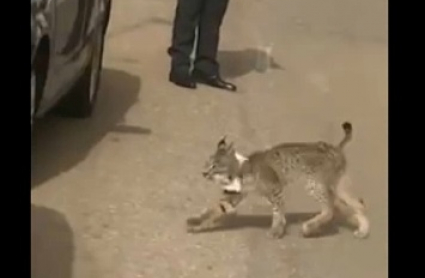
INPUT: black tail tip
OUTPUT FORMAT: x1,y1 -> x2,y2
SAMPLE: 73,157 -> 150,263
342,122 -> 352,133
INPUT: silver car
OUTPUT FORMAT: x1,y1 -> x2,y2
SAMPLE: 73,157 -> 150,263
31,0 -> 111,126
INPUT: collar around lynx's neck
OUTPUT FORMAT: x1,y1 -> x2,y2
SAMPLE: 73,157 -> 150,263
235,152 -> 248,164
222,152 -> 250,194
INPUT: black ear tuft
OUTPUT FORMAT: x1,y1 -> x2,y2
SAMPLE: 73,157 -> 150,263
217,135 -> 227,149
342,122 -> 352,134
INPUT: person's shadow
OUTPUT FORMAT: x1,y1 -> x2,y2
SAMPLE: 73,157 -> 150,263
218,48 -> 284,79
31,205 -> 74,278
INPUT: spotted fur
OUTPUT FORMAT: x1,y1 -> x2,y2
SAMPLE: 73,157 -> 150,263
189,122 -> 370,239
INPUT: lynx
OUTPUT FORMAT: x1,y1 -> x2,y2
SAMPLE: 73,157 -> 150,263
187,122 -> 370,239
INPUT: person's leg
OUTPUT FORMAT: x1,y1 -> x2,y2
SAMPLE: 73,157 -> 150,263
193,0 -> 236,91
193,0 -> 229,76
168,0 -> 204,88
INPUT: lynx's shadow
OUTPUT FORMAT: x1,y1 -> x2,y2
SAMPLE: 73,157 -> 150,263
192,212 -> 340,237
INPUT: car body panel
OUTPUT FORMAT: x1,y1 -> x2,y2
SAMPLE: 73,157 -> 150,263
31,0 -> 111,118
31,0 -> 50,64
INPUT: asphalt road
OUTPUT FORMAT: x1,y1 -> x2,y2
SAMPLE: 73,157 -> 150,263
31,0 -> 388,278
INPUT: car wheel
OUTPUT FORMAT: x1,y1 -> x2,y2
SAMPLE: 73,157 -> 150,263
57,26 -> 104,118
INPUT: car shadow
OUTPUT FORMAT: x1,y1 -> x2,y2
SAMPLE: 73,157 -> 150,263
218,48 -> 284,79
31,68 -> 151,188
31,204 -> 74,278
188,212 -> 340,237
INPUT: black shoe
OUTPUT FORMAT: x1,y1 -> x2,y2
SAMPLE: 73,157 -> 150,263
169,73 -> 197,89
192,70 -> 237,92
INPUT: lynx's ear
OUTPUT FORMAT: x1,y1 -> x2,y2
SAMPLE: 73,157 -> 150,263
217,136 -> 227,149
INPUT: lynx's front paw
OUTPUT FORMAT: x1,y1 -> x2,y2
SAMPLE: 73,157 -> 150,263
186,216 -> 202,227
267,224 -> 286,239
186,217 -> 203,233
353,228 -> 370,239
301,222 -> 317,238
185,213 -> 220,233
187,224 -> 203,233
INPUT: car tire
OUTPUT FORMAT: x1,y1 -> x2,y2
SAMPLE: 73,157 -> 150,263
57,25 -> 105,118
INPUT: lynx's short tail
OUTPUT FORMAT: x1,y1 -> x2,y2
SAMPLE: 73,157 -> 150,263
338,122 -> 353,149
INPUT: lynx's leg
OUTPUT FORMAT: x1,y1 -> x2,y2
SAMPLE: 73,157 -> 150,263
334,175 -> 370,239
302,180 -> 335,237
267,192 -> 287,239
187,190 -> 246,233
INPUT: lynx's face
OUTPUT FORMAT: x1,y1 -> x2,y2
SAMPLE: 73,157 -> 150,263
202,137 -> 239,185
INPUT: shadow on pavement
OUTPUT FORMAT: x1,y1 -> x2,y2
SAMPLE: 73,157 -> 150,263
31,68 -> 151,188
189,212 -> 340,237
218,48 -> 284,79
31,204 -> 74,278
